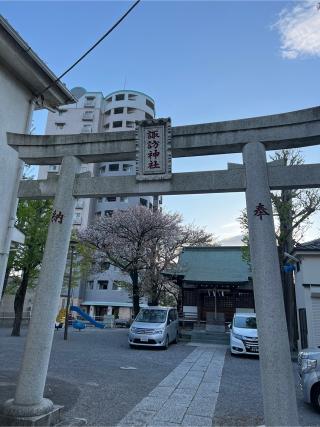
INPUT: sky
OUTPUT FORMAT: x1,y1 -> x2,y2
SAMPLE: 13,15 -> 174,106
1,0 -> 320,244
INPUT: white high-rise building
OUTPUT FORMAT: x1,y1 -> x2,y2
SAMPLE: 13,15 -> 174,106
39,88 -> 157,321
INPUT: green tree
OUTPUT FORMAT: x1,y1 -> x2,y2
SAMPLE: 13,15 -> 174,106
239,149 -> 320,351
9,199 -> 52,336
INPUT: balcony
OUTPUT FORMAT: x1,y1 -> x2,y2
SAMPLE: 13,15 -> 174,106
81,125 -> 92,133
82,111 -> 94,121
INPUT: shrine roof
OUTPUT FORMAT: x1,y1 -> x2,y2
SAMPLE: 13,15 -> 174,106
293,239 -> 320,253
177,246 -> 251,284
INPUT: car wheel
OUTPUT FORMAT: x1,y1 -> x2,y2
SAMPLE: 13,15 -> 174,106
163,335 -> 169,350
311,383 -> 320,412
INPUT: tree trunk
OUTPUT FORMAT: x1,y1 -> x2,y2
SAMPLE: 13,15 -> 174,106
1,266 -> 10,297
148,290 -> 159,306
11,269 -> 29,337
279,189 -> 298,352
130,269 -> 140,318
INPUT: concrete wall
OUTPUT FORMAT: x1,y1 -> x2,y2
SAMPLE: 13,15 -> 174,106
0,63 -> 34,289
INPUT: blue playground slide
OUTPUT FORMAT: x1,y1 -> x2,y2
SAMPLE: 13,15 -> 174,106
70,305 -> 105,329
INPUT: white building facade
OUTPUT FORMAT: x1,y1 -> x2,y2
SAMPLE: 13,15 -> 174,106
0,16 -> 75,299
293,239 -> 320,350
39,89 -> 156,320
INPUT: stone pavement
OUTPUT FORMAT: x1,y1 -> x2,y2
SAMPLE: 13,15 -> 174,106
118,345 -> 226,427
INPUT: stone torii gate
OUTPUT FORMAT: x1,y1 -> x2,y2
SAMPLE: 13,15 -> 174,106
2,106 -> 320,426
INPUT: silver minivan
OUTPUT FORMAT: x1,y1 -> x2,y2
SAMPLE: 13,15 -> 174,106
128,306 -> 179,349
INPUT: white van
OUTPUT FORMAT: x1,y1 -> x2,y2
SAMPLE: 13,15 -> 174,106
128,306 -> 179,349
230,312 -> 259,355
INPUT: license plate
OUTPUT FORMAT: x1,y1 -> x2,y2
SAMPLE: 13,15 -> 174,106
140,337 -> 148,342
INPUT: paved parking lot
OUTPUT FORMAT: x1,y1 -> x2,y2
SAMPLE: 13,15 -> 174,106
0,327 -> 320,426
0,327 -> 192,426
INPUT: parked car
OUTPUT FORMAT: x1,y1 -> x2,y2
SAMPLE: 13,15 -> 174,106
298,348 -> 320,412
128,307 -> 179,349
230,312 -> 259,355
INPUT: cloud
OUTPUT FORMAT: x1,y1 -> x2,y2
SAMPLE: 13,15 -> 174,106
219,234 -> 244,246
274,1 -> 320,59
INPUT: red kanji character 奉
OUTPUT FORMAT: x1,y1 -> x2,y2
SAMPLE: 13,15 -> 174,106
148,160 -> 161,169
147,130 -> 160,140
51,209 -> 64,224
254,203 -> 270,220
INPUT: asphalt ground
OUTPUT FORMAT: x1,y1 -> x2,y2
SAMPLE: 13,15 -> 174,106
0,327 -> 193,426
1,327 -> 320,426
213,351 -> 320,426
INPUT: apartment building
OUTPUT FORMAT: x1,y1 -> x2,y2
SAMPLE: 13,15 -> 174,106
39,88 -> 158,320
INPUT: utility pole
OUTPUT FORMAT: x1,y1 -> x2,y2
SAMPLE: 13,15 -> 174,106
64,240 -> 77,340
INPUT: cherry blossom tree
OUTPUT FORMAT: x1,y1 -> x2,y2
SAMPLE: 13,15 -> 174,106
79,206 -> 214,316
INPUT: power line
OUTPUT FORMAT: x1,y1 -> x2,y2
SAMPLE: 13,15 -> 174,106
37,0 -> 141,100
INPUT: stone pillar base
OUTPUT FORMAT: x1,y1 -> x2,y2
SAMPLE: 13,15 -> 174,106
0,404 -> 62,426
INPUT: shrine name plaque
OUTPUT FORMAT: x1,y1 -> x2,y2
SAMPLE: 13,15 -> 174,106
135,118 -> 172,181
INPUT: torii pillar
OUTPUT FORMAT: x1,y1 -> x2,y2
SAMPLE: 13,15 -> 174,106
2,156 -> 81,421
243,142 -> 299,426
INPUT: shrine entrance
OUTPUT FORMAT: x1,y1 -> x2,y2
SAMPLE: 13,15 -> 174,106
2,107 -> 320,426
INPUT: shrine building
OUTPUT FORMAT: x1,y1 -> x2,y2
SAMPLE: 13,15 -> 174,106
173,246 -> 254,325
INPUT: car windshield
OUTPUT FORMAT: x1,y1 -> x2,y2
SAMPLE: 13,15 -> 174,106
234,316 -> 257,329
136,309 -> 167,323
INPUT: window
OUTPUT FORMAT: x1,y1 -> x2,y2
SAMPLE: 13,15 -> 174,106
106,196 -> 116,202
115,94 -> 125,101
97,197 -> 103,203
128,93 -> 137,100
127,107 -> 136,114
126,121 -> 135,128
76,199 -> 84,209
146,99 -> 155,110
102,262 -> 110,270
123,164 -> 134,172
73,212 -> 82,225
83,110 -> 94,121
81,124 -> 92,133
140,198 -> 148,207
99,166 -> 106,175
104,123 -> 110,129
84,96 -> 95,107
87,281 -> 94,290
105,110 -> 111,116
48,165 -> 59,172
96,211 -> 101,217
58,109 -> 67,115
105,210 -> 113,217
120,197 -> 128,203
98,280 -> 109,290
106,96 -> 112,103
113,121 -> 122,128
145,112 -> 153,120
114,107 -> 124,114
55,122 -> 65,129
109,164 -> 119,172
